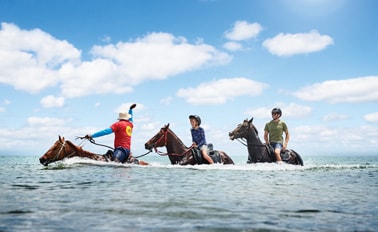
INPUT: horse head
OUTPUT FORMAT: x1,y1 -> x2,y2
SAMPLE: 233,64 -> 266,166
144,124 -> 197,165
229,117 -> 254,140
144,124 -> 170,151
39,136 -> 78,166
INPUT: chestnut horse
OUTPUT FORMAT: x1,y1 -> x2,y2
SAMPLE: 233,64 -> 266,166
39,136 -> 148,166
229,118 -> 303,166
144,124 -> 234,165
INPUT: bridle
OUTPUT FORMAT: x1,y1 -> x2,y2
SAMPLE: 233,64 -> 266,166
150,128 -> 193,157
46,140 -> 77,164
234,123 -> 266,147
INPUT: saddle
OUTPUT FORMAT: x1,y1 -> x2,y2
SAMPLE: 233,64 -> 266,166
102,150 -> 139,164
266,145 -> 291,162
192,143 -> 221,164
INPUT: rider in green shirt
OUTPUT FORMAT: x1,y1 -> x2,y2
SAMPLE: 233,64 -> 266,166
264,108 -> 290,163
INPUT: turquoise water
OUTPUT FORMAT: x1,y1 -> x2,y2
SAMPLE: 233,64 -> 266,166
1,155 -> 377,231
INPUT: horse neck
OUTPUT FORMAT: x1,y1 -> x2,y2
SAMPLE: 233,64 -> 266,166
66,141 -> 100,159
166,129 -> 188,154
246,125 -> 265,156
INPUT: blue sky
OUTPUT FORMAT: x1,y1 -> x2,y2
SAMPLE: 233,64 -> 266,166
0,0 -> 377,157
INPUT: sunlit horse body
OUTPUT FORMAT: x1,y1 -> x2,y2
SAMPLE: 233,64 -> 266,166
39,136 -> 148,166
144,124 -> 234,165
229,118 -> 303,166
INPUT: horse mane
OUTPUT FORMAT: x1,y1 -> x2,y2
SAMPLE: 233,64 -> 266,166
167,128 -> 188,149
65,140 -> 99,157
250,123 -> 259,135
248,122 -> 264,145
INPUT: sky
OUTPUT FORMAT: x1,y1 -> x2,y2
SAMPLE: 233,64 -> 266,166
0,0 -> 377,158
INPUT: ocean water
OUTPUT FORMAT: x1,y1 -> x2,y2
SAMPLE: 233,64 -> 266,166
0,155 -> 377,232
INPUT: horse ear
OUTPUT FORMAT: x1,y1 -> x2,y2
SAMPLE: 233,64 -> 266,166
165,123 -> 170,129
249,117 -> 254,123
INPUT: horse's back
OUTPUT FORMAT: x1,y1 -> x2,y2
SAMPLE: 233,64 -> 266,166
285,149 -> 304,166
217,150 -> 234,165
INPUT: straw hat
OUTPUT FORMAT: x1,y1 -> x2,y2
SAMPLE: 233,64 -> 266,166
118,112 -> 131,120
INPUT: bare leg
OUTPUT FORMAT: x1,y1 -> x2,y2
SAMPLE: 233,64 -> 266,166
275,148 -> 282,163
202,150 -> 214,164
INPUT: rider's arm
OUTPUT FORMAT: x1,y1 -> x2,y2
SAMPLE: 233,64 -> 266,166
264,130 -> 269,144
128,108 -> 133,123
91,128 -> 113,138
284,129 -> 290,146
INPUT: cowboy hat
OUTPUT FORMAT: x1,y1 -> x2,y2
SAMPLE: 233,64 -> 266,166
118,112 -> 131,120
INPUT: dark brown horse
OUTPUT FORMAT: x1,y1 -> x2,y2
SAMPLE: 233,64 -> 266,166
144,124 -> 234,165
39,136 -> 148,166
229,118 -> 303,166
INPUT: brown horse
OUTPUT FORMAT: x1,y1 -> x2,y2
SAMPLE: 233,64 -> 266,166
229,118 -> 303,166
39,136 -> 148,166
144,124 -> 234,165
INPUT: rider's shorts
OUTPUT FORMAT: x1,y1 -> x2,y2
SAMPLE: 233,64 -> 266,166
270,142 -> 283,150
113,147 -> 130,163
199,144 -> 208,151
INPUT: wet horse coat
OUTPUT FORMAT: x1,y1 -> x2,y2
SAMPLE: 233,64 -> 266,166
229,118 -> 303,166
39,136 -> 148,166
144,124 -> 234,165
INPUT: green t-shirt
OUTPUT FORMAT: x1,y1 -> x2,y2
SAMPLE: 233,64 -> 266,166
264,120 -> 288,143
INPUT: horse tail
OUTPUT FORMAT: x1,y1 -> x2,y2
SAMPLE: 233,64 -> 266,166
290,149 -> 304,166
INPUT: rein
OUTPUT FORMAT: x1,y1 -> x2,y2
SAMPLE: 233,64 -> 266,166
76,136 -> 152,159
49,140 -> 77,163
77,137 -> 114,150
151,129 -> 193,157
235,125 -> 267,147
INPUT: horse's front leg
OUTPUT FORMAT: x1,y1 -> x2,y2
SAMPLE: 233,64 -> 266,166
179,155 -> 194,165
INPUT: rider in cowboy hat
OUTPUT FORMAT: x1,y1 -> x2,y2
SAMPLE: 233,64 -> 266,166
85,103 -> 137,163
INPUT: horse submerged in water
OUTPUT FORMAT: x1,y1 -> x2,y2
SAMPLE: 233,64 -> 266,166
144,124 -> 234,165
229,118 -> 303,166
39,136 -> 148,166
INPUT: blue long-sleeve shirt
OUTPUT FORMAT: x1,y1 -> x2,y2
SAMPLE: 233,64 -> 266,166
191,127 -> 207,147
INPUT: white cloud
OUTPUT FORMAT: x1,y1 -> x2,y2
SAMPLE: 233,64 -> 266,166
59,32 -> 231,98
292,124 -> 378,153
364,112 -> 378,123
40,95 -> 65,108
59,59 -> 128,98
27,117 -> 68,127
0,23 -> 81,93
323,113 -> 347,122
262,30 -> 333,56
225,21 -> 262,41
0,24 -> 231,98
0,107 -> 5,113
177,77 -> 268,105
160,96 -> 173,105
0,116 -> 101,154
245,103 -> 312,119
293,76 -> 378,103
91,32 -> 231,81
223,41 -> 243,51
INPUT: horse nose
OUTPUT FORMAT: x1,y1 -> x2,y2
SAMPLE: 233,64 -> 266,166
144,143 -> 152,150
229,132 -> 235,140
39,157 -> 48,166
